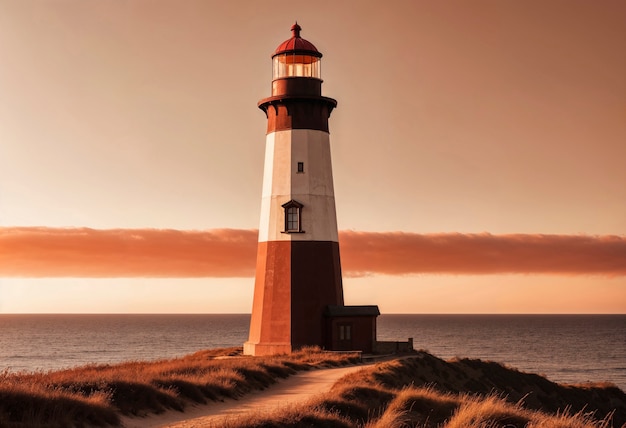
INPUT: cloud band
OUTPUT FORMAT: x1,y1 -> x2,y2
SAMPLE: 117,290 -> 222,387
1,227 -> 624,277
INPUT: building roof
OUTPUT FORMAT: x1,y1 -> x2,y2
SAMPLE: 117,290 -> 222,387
325,305 -> 381,317
273,22 -> 321,57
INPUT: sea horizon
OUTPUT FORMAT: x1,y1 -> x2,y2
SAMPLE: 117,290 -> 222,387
2,312 -> 624,315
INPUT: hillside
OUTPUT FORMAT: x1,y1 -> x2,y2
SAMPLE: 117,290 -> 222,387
1,349 -> 624,427
220,351 -> 626,428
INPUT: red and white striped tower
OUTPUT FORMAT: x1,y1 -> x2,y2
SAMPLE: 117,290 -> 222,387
244,23 -> 344,356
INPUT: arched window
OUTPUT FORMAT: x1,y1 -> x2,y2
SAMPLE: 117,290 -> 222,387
282,200 -> 304,233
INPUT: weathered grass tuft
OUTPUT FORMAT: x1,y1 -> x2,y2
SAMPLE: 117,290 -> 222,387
366,386 -> 459,428
313,383 -> 396,424
219,400 -> 354,428
0,386 -> 118,428
526,407 -> 615,428
444,394 -> 532,428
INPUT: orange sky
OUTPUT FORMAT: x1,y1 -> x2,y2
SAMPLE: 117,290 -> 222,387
0,1 -> 625,313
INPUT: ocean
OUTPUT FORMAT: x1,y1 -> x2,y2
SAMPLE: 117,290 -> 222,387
0,314 -> 624,391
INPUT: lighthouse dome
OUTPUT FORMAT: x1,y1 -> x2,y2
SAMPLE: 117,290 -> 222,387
273,22 -> 321,57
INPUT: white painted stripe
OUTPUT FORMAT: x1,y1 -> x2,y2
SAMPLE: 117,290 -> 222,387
258,129 -> 340,243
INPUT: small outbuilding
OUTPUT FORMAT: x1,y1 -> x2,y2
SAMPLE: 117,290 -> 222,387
325,305 -> 380,353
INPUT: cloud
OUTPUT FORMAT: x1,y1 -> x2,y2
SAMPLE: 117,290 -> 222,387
339,231 -> 626,277
0,227 -> 257,277
0,227 -> 624,277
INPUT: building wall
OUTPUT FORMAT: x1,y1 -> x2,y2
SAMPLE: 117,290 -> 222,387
327,316 -> 377,353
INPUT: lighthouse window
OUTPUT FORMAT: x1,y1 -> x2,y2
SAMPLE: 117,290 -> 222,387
282,200 -> 304,233
297,162 -> 304,173
286,207 -> 300,231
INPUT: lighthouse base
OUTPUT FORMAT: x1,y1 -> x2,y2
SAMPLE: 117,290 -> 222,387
244,240 -> 345,356
243,341 -> 292,356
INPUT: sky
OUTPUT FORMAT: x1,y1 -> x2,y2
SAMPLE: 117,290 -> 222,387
0,0 -> 625,313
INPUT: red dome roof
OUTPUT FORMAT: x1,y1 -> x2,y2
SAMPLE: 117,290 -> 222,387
273,23 -> 321,57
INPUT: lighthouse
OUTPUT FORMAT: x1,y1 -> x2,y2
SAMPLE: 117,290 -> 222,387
244,23 -> 379,356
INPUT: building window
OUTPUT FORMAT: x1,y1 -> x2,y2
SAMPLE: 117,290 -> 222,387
282,200 -> 303,233
286,206 -> 299,231
339,324 -> 352,341
297,162 -> 304,173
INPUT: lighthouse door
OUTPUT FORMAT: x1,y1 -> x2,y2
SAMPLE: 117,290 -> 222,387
337,323 -> 353,351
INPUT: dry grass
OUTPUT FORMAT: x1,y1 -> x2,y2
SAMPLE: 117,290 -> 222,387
443,394 -> 532,428
0,346 -> 360,427
220,380 -> 616,428
0,378 -> 117,428
365,386 -> 460,428
3,349 -> 624,428
219,400 -> 355,428
221,353 -> 626,428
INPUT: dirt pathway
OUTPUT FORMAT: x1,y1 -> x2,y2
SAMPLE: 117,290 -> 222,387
121,364 -> 369,428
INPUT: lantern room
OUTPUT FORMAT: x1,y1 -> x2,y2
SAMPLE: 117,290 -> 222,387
272,22 -> 321,80
270,23 -> 323,97
273,53 -> 320,80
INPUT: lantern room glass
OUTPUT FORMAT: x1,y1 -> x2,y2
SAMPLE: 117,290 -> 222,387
273,53 -> 321,80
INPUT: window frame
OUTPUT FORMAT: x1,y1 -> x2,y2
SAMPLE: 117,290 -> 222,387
338,324 -> 352,341
281,200 -> 304,233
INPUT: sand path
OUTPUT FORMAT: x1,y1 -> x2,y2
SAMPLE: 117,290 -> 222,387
121,363 -> 369,428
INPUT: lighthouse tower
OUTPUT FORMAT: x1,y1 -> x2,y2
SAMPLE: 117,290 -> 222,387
244,23 -> 345,356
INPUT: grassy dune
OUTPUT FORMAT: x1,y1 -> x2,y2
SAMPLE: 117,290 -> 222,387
2,348 -> 625,427
0,347 -> 360,427
221,352 -> 626,428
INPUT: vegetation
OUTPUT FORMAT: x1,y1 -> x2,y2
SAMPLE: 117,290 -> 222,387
220,353 -> 626,428
0,347 -> 360,427
2,348 -> 625,427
